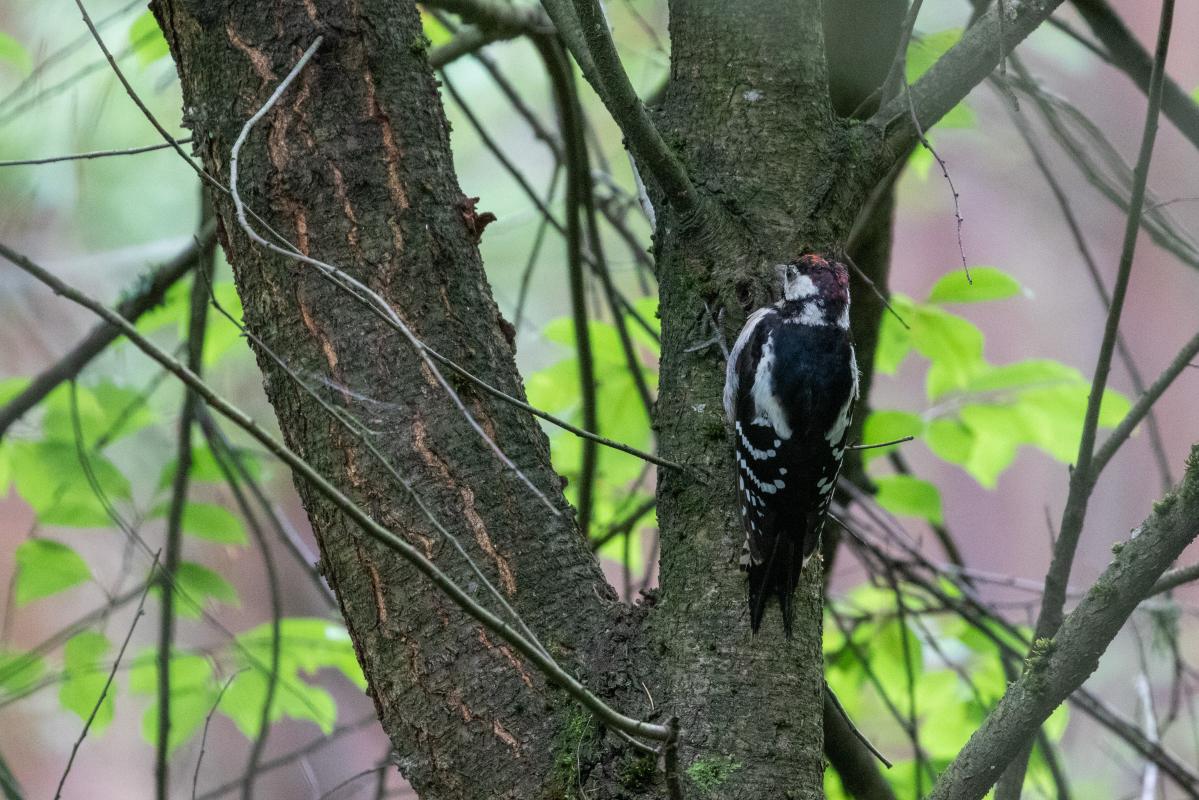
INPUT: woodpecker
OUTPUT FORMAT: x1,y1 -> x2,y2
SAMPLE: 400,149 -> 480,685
723,254 -> 859,635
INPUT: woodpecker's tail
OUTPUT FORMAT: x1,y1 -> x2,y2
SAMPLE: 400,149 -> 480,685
747,533 -> 803,637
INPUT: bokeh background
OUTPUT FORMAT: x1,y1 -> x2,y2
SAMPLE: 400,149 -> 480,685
0,0 -> 1197,797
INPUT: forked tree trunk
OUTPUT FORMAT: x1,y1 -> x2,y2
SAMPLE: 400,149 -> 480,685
152,1 -> 895,797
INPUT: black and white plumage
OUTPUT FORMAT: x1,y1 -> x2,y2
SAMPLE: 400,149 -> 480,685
723,254 -> 859,635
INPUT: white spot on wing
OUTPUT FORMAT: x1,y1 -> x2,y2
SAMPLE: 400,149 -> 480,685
751,333 -> 793,439
724,308 -> 774,422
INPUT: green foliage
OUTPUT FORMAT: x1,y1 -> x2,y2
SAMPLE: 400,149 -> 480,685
150,561 -> 240,618
874,475 -> 943,526
219,618 -> 365,738
11,440 -> 131,527
685,755 -> 742,793
0,31 -> 32,75
861,410 -> 923,463
59,632 -> 116,733
123,618 -> 363,750
128,10 -> 170,66
0,649 -> 45,696
137,277 -> 249,367
927,267 -> 1022,304
14,539 -> 92,604
148,501 -> 248,545
825,586 -> 1070,799
524,298 -> 659,571
158,442 -> 266,489
870,267 -> 1131,490
130,649 -> 217,753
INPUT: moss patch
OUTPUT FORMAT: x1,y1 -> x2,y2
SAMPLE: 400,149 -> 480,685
686,755 -> 743,794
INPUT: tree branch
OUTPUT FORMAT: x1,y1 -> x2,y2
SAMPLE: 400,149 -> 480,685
539,0 -> 702,218
1071,0 -> 1199,153
929,443 -> 1199,800
0,221 -> 215,440
874,0 -> 1067,159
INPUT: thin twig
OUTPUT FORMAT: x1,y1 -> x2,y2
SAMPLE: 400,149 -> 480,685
1091,327 -> 1199,477
902,73 -> 969,281
157,217 -> 214,800
1035,0 -> 1175,639
195,715 -> 379,800
192,671 -> 243,800
540,0 -> 701,218
879,0 -> 924,103
0,139 -> 192,167
53,556 -> 158,800
842,252 -> 909,330
541,35 -> 600,536
197,427 -> 282,800
847,435 -> 913,452
0,221 -> 216,439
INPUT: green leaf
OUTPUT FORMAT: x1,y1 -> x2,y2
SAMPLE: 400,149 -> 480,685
0,32 -> 32,74
11,441 -> 131,526
928,267 -> 1021,304
962,359 -> 1081,394
130,649 -> 216,752
42,383 -> 155,446
861,410 -> 923,463
158,443 -> 265,488
874,475 -> 944,525
236,618 -> 365,690
870,620 -> 923,716
873,295 -> 916,375
543,319 -> 630,367
152,562 -> 240,618
128,10 -> 170,66
925,419 -> 974,466
149,502 -> 247,545
626,296 -> 661,349
60,632 -> 115,733
202,282 -> 250,366
958,405 -> 1024,488
910,306 -> 986,398
906,30 -> 962,82
0,649 -> 45,695
219,669 -> 336,738
907,143 -> 935,181
14,539 -> 92,605
220,618 -> 362,739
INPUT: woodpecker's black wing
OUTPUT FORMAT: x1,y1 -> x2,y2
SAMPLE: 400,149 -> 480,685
725,308 -> 857,635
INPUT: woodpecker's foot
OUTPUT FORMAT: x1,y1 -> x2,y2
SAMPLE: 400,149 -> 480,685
685,302 -> 730,358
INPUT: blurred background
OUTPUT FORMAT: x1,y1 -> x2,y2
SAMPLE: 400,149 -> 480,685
0,0 -> 1197,797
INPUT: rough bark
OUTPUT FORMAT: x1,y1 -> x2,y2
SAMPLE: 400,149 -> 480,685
151,3 -> 636,798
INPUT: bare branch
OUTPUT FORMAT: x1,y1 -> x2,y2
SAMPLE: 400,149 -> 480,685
874,0 -> 1068,158
929,443 -> 1199,800
1072,0 -> 1199,153
0,139 -> 191,167
1036,0 -> 1175,641
539,0 -> 701,218
54,557 -> 157,800
0,222 -> 216,440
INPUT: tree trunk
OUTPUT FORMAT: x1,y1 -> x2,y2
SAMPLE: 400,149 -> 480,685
153,1 -> 895,797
